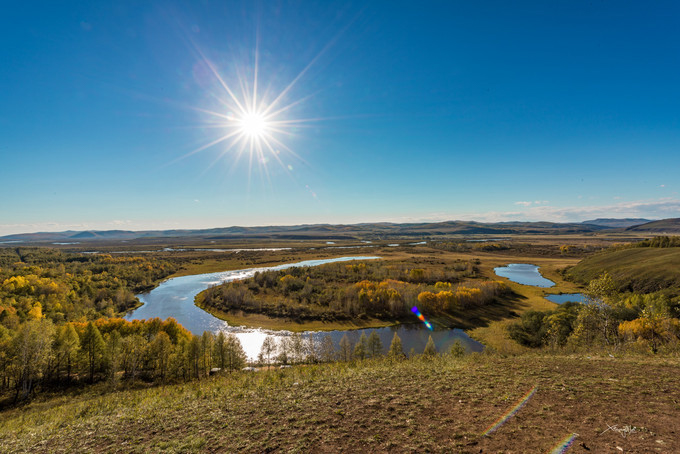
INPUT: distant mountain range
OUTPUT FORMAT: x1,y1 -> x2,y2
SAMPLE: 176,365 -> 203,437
2,217 -> 678,244
580,218 -> 652,228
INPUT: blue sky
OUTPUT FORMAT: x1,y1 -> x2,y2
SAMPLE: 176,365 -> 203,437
1,1 -> 679,235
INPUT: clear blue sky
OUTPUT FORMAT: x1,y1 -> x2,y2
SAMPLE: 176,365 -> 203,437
2,1 -> 679,235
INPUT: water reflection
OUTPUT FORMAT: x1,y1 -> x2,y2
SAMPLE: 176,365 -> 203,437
126,255 -> 483,359
494,263 -> 555,287
545,293 -> 587,304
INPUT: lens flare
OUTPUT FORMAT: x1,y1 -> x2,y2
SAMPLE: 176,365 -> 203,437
483,385 -> 537,436
549,433 -> 578,454
176,40 -> 331,184
411,306 -> 433,330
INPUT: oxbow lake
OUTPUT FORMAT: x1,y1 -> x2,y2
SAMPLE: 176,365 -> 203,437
494,263 -> 587,305
126,256 -> 483,360
493,263 -> 555,287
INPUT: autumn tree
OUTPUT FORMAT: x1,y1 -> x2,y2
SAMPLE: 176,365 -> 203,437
259,335 -> 276,367
354,333 -> 368,360
80,321 -> 105,383
367,331 -> 383,358
388,332 -> 404,358
149,331 -> 173,380
423,335 -> 437,357
11,319 -> 55,399
319,335 -> 336,362
223,334 -> 247,371
338,334 -> 353,362
54,323 -> 80,382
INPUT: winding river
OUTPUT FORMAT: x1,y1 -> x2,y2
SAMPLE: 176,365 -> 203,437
494,263 -> 586,305
126,256 -> 483,359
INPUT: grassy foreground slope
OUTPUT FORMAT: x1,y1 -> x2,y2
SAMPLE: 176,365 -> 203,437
567,247 -> 680,293
2,354 -> 679,453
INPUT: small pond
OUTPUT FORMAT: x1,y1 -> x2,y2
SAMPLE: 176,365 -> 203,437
494,263 -> 555,288
544,293 -> 588,304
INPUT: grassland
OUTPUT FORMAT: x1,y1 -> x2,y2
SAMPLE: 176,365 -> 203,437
567,247 -> 680,293
1,353 -> 678,453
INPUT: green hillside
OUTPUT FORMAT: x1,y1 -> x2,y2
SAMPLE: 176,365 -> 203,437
567,247 -> 680,293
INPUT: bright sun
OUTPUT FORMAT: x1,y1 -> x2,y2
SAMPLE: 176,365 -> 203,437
179,47 -> 320,177
238,111 -> 268,138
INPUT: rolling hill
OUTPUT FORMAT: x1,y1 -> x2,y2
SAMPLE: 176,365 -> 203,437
625,218 -> 680,234
567,246 -> 680,293
0,220 -> 612,243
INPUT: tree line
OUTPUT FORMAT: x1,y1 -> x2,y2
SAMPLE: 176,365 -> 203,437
508,272 -> 680,353
198,259 -> 508,323
0,316 -> 251,402
0,248 -> 179,326
254,330 -> 466,366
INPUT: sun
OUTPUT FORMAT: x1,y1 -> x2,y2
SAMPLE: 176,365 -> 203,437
176,43 -> 327,181
238,111 -> 269,139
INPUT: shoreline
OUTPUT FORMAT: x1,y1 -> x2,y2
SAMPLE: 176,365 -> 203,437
194,299 -> 403,332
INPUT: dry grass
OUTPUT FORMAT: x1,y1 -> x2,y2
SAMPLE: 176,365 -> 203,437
2,353 -> 679,453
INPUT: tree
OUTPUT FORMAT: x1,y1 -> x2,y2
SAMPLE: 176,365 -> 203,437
388,332 -> 404,358
224,334 -> 247,371
354,333 -> 368,360
54,323 -> 80,382
11,319 -> 55,399
103,330 -> 121,386
213,331 -> 227,370
259,335 -> 276,367
305,334 -> 317,364
367,331 -> 383,358
448,340 -> 465,357
149,331 -> 172,380
290,333 -> 305,364
338,334 -> 353,362
319,335 -> 336,362
80,322 -> 105,383
423,335 -> 437,357
186,335 -> 202,379
120,334 -> 145,380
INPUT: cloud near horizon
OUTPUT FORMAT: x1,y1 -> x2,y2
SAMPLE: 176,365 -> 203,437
444,198 -> 680,224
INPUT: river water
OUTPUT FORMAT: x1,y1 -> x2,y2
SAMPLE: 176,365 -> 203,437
493,263 -> 587,305
126,256 -> 483,359
493,263 -> 555,287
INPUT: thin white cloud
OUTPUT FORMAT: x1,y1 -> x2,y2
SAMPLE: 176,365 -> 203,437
514,201 -> 533,206
420,198 -> 680,223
